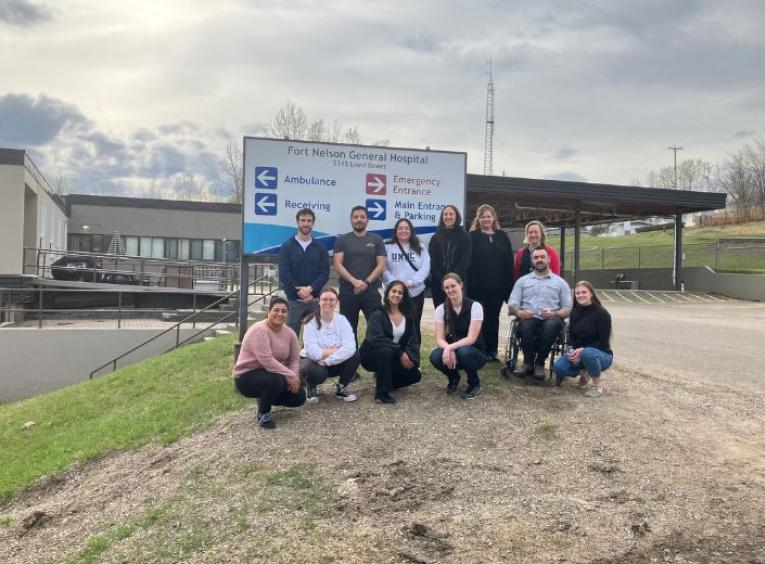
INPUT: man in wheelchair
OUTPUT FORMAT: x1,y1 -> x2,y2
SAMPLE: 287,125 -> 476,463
505,246 -> 572,380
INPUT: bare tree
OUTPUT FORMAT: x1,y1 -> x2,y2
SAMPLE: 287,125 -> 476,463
642,158 -> 713,191
220,142 -> 243,203
52,175 -> 71,195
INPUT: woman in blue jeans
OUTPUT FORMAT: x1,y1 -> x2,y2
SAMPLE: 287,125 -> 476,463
430,272 -> 487,400
554,281 -> 613,397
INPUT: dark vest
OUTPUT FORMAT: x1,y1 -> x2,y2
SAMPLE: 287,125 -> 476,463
445,297 -> 485,352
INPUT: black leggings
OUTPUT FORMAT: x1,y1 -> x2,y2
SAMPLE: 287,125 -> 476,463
235,369 -> 306,414
362,346 -> 421,395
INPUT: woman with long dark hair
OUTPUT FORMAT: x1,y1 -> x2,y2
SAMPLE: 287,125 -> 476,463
234,296 -> 305,429
384,218 -> 430,338
428,205 -> 471,308
553,281 -> 613,397
359,281 -> 422,405
468,204 -> 514,361
299,287 -> 360,403
429,272 -> 487,400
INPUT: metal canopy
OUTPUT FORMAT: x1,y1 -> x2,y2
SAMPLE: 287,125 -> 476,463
466,174 -> 727,227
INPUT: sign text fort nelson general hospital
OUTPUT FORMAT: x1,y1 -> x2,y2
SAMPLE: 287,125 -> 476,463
242,137 -> 467,255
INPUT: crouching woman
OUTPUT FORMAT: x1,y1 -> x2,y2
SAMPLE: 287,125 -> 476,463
429,272 -> 487,399
359,281 -> 422,405
299,287 -> 360,403
553,281 -> 613,397
234,296 -> 305,429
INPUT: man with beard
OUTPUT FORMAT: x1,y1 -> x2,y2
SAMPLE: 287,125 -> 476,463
333,205 -> 386,341
278,208 -> 330,336
507,246 -> 572,380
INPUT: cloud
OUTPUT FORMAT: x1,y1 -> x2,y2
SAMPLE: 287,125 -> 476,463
543,172 -> 588,182
554,147 -> 577,160
0,0 -> 52,26
0,93 -> 87,146
734,129 -> 756,138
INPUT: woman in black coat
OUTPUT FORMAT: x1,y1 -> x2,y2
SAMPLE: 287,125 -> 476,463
468,204 -> 514,361
359,281 -> 421,405
428,204 -> 472,308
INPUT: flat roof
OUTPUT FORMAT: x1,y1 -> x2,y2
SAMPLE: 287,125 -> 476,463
65,194 -> 241,214
466,175 -> 727,227
66,174 -> 727,228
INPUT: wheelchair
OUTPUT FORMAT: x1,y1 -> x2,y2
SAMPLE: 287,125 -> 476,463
499,316 -> 568,385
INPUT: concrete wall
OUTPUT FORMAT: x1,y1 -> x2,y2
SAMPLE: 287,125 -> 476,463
684,267 -> 765,302
0,164 -> 25,275
0,327 -> 199,402
69,203 -> 240,240
566,266 -> 764,301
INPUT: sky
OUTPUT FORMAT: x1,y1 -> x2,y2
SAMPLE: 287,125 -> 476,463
1,0 -> 763,198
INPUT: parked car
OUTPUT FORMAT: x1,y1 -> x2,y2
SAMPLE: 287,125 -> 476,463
50,255 -> 102,282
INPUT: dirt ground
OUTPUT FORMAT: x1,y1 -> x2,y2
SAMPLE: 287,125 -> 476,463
2,300 -> 764,563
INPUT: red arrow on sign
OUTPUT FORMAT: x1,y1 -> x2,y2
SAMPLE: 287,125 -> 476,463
366,174 -> 386,195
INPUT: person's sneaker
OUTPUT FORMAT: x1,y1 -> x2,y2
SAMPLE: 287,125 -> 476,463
462,385 -> 481,400
375,393 -> 396,404
533,364 -> 547,380
446,380 -> 459,395
335,384 -> 358,402
584,386 -> 604,398
519,363 -> 534,378
257,411 -> 275,430
304,384 -> 319,403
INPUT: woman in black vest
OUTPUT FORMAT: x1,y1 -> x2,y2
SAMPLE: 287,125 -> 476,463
359,281 -> 422,405
429,272 -> 487,399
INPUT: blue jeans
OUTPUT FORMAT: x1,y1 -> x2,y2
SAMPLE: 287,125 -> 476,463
429,345 -> 487,388
553,347 -> 613,379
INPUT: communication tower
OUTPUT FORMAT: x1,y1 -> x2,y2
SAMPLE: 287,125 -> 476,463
483,58 -> 495,176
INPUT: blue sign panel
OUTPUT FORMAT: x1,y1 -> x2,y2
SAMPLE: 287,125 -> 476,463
254,193 -> 278,215
254,166 -> 278,189
366,198 -> 387,221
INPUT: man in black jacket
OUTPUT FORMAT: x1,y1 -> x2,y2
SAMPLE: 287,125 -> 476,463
278,208 -> 330,336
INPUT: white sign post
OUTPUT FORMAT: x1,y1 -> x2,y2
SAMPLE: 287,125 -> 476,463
241,137 -> 467,254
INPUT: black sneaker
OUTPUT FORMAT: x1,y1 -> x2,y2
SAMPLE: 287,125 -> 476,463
335,384 -> 358,402
257,411 -> 275,429
446,380 -> 459,395
461,385 -> 481,400
375,393 -> 396,405
305,384 -> 319,403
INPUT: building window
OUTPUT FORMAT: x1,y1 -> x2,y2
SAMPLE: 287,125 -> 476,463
165,239 -> 178,259
203,239 -> 215,261
179,239 -> 190,260
152,238 -> 164,258
139,237 -> 153,257
190,239 -> 203,260
125,236 -> 139,256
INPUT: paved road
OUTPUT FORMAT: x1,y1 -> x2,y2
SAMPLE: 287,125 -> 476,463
421,293 -> 765,393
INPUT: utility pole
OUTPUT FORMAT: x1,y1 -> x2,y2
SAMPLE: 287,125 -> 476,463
483,58 -> 495,176
668,145 -> 683,188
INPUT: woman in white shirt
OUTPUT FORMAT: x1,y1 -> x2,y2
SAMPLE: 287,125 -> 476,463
299,287 -> 360,403
383,218 -> 430,339
429,272 -> 487,400
359,281 -> 422,405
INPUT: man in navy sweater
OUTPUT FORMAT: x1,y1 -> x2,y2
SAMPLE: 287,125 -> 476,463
278,208 -> 330,336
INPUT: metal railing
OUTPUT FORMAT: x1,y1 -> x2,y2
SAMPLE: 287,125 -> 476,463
24,247 -> 277,291
89,275 -> 275,378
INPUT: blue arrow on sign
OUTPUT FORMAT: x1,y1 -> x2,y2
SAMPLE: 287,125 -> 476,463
255,193 -> 278,215
366,199 -> 386,221
255,166 -> 278,189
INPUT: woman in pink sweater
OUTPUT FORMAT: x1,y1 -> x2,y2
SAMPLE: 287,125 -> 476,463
234,296 -> 305,429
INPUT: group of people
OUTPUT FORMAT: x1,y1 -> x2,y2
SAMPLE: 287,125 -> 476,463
234,204 -> 613,429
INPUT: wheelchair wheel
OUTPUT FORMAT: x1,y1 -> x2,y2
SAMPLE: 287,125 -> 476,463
500,318 -> 520,379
